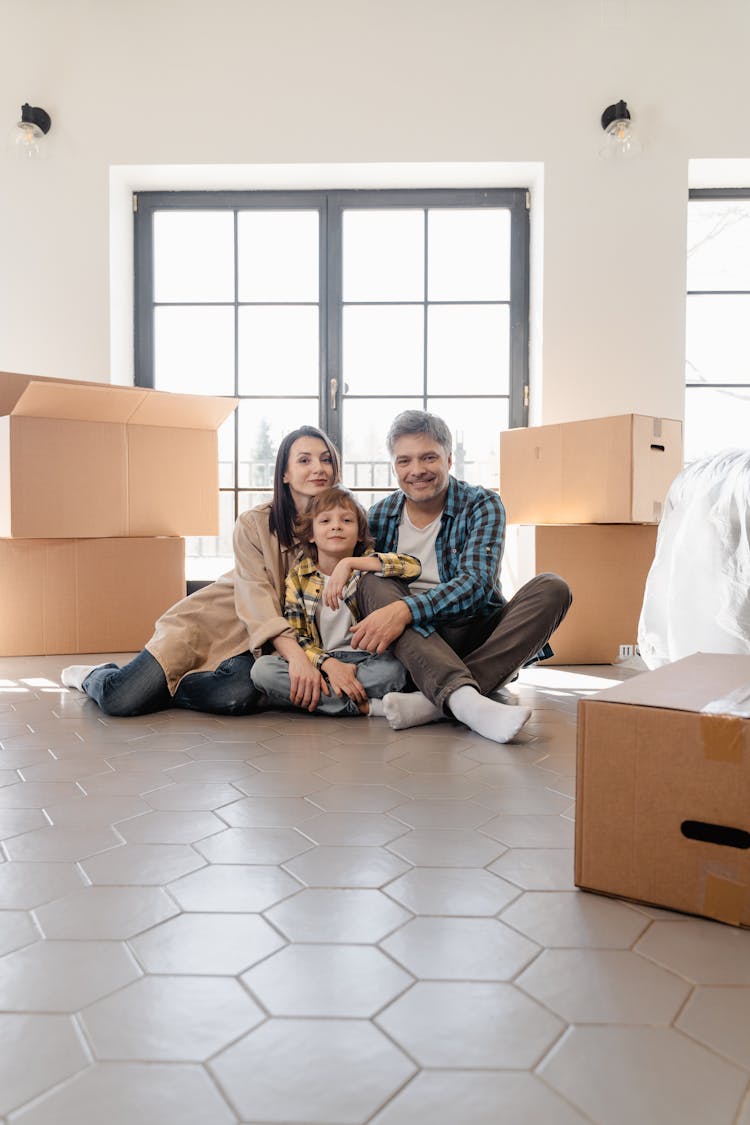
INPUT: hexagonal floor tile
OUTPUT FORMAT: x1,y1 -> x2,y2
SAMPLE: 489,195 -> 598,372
0,780 -> 86,807
302,811 -> 406,846
369,1070 -> 589,1125
266,887 -> 410,942
0,808 -> 47,840
8,1062 -> 237,1124
43,796 -> 150,827
516,948 -> 692,1023
488,848 -> 575,890
480,812 -> 575,847
216,795 -> 320,825
129,911 -> 285,974
80,975 -> 263,1060
0,1013 -> 89,1118
387,828 -> 504,867
142,781 -> 243,810
284,845 -> 410,888
210,1018 -> 415,1123
676,986 -> 750,1069
79,843 -> 205,885
0,860 -> 85,909
382,916 -> 538,980
499,891 -> 649,948
377,981 -> 564,1067
0,910 -> 38,955
242,943 -> 411,1016
307,784 -> 402,812
538,1025 -> 748,1125
384,866 -> 520,915
115,809 -> 226,844
635,918 -> 750,984
168,863 -> 301,911
232,771 -> 330,797
33,885 -> 179,940
2,825 -> 122,862
193,826 -> 313,863
0,939 -> 141,1011
472,784 -> 571,815
388,798 -> 494,829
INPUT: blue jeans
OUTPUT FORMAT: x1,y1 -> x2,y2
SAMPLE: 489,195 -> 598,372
251,650 -> 406,716
82,649 -> 260,717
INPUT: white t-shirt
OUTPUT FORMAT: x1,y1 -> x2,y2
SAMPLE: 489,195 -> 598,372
397,509 -> 441,593
317,574 -> 355,652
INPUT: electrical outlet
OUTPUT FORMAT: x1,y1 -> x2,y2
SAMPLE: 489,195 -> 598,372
618,644 -> 634,659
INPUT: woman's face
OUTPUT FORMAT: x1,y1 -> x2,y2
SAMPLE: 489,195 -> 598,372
283,437 -> 335,509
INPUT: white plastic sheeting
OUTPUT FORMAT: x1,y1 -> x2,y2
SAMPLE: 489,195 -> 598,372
638,448 -> 750,669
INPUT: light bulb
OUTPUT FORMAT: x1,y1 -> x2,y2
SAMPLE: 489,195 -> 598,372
15,121 -> 43,159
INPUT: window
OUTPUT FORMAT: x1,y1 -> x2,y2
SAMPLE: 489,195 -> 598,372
135,189 -> 529,577
686,190 -> 750,463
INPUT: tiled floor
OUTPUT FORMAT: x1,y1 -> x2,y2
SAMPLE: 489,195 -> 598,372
0,655 -> 749,1124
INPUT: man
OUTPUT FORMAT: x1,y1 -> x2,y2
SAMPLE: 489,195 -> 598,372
351,410 -> 572,744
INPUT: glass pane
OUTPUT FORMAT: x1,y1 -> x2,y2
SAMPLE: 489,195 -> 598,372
427,305 -> 509,395
237,398 -> 320,489
686,295 -> 750,385
343,306 -> 424,395
217,415 -> 235,489
428,398 -> 508,489
238,306 -> 319,395
184,490 -> 236,581
237,210 -> 319,302
154,306 -> 234,394
238,489 -> 273,516
687,200 -> 750,291
154,211 -> 234,302
350,489 -> 394,512
684,386 -> 750,463
341,397 -> 422,489
428,208 -> 510,301
343,210 -> 424,301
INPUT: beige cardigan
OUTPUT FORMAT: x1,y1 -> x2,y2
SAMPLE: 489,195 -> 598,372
146,503 -> 297,694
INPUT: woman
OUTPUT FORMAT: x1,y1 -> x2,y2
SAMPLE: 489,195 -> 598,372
61,426 -> 339,716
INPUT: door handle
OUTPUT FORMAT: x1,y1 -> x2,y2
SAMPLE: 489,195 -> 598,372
330,377 -> 338,410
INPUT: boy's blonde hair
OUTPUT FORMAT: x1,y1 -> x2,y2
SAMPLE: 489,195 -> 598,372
294,485 -> 374,561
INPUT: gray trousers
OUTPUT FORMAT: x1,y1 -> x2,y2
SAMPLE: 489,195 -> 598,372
357,572 -> 572,711
251,649 -> 406,716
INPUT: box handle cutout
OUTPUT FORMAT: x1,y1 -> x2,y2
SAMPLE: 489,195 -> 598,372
681,820 -> 750,849
650,443 -> 665,452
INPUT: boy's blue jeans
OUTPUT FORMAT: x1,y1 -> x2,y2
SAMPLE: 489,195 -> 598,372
250,649 -> 406,716
82,649 -> 259,717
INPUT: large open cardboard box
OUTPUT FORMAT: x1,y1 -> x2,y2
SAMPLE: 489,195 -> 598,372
0,372 -> 237,538
502,524 -> 658,664
576,654 -> 750,927
499,414 -> 682,525
0,536 -> 185,655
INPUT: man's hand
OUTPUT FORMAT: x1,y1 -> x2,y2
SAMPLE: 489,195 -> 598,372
321,657 -> 368,705
350,602 -> 412,654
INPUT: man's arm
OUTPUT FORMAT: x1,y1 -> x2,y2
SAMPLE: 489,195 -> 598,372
402,488 -> 505,627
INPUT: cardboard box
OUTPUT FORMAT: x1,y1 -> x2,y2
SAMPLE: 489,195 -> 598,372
575,654 -> 750,927
0,536 -> 185,655
502,524 -> 658,664
499,414 -> 682,524
0,372 -> 237,538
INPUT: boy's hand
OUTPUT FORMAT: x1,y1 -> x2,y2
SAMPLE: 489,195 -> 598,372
321,657 -> 368,705
324,559 -> 354,609
287,652 -> 329,711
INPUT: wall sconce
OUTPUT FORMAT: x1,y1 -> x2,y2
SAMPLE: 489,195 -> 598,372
600,100 -> 642,160
14,103 -> 52,160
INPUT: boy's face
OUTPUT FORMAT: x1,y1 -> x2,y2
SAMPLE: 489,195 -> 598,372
311,504 -> 360,559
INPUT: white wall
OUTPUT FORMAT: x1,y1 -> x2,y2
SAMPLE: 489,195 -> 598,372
2,0 -> 749,424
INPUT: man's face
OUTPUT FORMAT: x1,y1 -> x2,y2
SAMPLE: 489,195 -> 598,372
391,433 -> 452,506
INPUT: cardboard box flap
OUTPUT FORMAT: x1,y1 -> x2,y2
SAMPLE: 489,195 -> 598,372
127,391 -> 236,429
0,372 -> 237,431
592,653 -> 750,713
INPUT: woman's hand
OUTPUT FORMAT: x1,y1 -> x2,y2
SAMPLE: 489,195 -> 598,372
287,651 -> 328,712
324,559 -> 354,609
321,657 -> 368,706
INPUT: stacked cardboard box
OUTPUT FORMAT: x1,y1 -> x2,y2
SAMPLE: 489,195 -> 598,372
499,414 -> 683,664
0,372 -> 237,655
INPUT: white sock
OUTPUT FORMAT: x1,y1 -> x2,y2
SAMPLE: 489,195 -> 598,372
447,685 -> 531,744
368,698 -> 385,718
382,691 -> 444,730
61,664 -> 107,692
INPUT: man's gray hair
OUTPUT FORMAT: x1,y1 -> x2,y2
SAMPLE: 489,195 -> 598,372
386,410 -> 452,455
